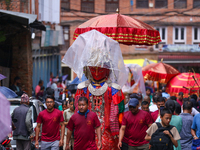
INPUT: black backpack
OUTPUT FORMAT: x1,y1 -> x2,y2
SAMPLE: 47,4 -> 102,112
150,122 -> 174,150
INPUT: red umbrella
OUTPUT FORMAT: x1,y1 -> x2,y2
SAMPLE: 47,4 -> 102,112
73,13 -> 161,46
166,72 -> 200,97
142,62 -> 180,83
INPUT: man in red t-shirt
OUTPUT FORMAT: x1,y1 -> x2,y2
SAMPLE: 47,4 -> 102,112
35,95 -> 65,150
118,98 -> 153,150
66,97 -> 101,150
151,97 -> 165,122
177,92 -> 184,106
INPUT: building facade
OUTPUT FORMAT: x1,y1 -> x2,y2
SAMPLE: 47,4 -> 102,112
60,0 -> 200,74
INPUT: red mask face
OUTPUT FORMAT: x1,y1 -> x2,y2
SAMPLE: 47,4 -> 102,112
89,66 -> 110,81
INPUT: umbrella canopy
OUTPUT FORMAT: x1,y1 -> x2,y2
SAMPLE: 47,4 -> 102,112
73,13 -> 161,46
166,73 -> 200,98
68,74 -> 88,93
62,75 -> 68,81
142,62 -> 180,83
70,74 -> 88,85
0,86 -> 18,98
0,74 -> 6,81
0,92 -> 11,142
62,30 -> 128,87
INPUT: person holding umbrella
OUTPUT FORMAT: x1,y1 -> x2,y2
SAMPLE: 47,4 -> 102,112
62,30 -> 127,150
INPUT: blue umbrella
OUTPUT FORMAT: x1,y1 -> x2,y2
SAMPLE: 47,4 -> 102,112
0,74 -> 6,81
0,86 -> 17,98
70,74 -> 87,85
62,75 -> 68,81
68,74 -> 88,92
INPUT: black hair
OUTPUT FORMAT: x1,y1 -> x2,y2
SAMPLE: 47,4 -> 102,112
62,101 -> 68,106
54,102 -> 58,109
38,80 -> 43,85
130,93 -> 142,101
152,92 -> 162,103
46,88 -> 54,96
175,102 -> 181,115
14,76 -> 20,82
190,99 -> 197,108
45,95 -> 55,101
69,97 -> 75,104
40,86 -> 45,90
156,96 -> 165,103
170,96 -> 177,101
165,100 -> 175,113
178,92 -> 184,96
183,101 -> 193,110
78,96 -> 88,104
190,94 -> 198,101
152,93 -> 158,103
183,97 -> 189,103
160,108 -> 172,117
141,101 -> 149,106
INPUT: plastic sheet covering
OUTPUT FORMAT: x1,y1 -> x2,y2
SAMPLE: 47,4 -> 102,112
142,58 -> 155,67
62,30 -> 128,87
122,64 -> 146,96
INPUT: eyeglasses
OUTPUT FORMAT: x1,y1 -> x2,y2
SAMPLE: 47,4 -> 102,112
46,101 -> 54,104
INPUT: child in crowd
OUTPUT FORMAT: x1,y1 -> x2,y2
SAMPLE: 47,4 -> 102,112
145,108 -> 181,150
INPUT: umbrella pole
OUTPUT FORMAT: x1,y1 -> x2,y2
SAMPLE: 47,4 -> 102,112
157,81 -> 159,92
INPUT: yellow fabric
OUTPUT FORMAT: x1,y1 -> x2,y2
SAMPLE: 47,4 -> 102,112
123,59 -> 157,67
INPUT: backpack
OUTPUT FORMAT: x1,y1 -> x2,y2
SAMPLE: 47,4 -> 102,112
150,122 -> 174,150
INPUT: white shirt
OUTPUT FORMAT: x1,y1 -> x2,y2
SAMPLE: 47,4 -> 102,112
149,103 -> 158,112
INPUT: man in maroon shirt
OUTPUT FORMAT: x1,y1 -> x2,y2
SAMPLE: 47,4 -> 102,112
177,92 -> 184,106
118,98 -> 153,150
151,96 -> 165,122
66,97 -> 101,150
35,95 -> 65,150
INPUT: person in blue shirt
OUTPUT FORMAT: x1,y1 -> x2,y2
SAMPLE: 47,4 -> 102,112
191,113 -> 200,139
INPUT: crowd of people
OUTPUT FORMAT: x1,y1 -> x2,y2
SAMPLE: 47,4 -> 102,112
10,79 -> 200,150
117,85 -> 200,150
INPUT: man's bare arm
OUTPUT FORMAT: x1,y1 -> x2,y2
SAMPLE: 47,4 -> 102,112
191,129 -> 198,139
60,121 -> 65,141
118,125 -> 126,149
145,134 -> 151,141
35,123 -> 41,142
35,123 -> 41,149
66,129 -> 73,145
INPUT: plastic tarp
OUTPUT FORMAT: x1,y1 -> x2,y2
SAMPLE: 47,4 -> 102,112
122,64 -> 146,96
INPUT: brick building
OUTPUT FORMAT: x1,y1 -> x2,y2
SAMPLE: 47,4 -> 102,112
0,0 -> 47,96
60,0 -> 200,76
0,0 -> 34,96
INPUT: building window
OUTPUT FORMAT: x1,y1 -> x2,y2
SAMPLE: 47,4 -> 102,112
61,0 -> 70,11
194,0 -> 200,8
154,27 -> 167,50
62,26 -> 70,50
192,27 -> 200,44
136,0 -> 149,8
173,27 -> 186,44
155,0 -> 168,8
174,0 -> 187,9
105,0 -> 119,12
81,0 -> 94,13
